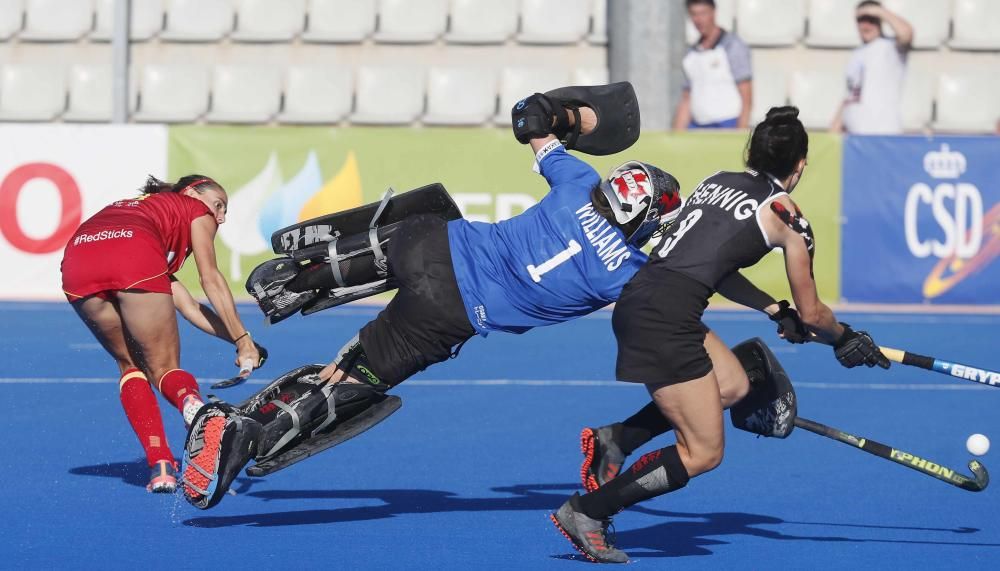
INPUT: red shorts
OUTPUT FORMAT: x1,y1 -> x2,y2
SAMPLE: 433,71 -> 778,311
61,228 -> 173,302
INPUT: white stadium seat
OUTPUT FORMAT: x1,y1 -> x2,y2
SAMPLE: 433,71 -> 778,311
21,0 -> 93,41
518,0 -> 589,45
572,67 -> 609,86
736,0 -> 805,47
206,65 -> 282,123
424,67 -> 498,125
93,0 -> 163,41
445,0 -> 517,44
0,0 -> 24,40
303,0 -> 375,42
900,70 -> 933,131
133,64 -> 209,122
751,68 -> 787,124
805,0 -> 857,48
494,66 -> 572,124
232,0 -> 305,42
951,0 -> 1000,50
278,66 -> 353,124
161,0 -> 233,42
685,0 -> 735,43
588,0 -> 606,44
881,0 -> 948,50
351,66 -> 426,124
788,70 -> 842,129
934,73 -> 1000,133
374,0 -> 447,43
0,64 -> 66,121
64,64 -> 113,122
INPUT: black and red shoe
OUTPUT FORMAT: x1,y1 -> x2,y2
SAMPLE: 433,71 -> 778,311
580,426 -> 626,493
550,493 -> 629,564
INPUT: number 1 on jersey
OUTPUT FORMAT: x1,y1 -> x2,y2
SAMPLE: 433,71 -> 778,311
527,240 -> 582,283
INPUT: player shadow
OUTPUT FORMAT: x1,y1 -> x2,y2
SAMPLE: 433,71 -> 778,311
182,481 -> 996,555
69,459 -> 150,488
68,459 -> 260,494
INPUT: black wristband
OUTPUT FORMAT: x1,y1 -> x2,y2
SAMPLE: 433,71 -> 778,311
833,322 -> 855,348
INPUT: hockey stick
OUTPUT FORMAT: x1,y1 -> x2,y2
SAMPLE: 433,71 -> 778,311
211,344 -> 269,390
809,334 -> 998,389
877,346 -> 999,389
794,416 -> 989,492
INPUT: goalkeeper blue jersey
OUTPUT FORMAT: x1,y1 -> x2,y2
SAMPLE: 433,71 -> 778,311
447,144 -> 647,336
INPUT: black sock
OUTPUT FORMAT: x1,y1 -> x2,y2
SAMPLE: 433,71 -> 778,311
577,445 -> 690,520
616,402 -> 674,455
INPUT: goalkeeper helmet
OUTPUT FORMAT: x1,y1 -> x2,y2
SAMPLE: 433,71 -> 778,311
599,161 -> 682,246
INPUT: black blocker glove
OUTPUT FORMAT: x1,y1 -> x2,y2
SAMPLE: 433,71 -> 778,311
511,93 -> 569,144
769,300 -> 808,344
833,324 -> 890,369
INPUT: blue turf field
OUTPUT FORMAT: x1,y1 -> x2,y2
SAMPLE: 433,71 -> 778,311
2,301 -> 999,569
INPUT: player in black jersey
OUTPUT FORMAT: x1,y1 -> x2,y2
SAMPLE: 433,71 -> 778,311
550,107 -> 890,563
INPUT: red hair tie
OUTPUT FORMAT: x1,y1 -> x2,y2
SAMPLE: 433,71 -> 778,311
177,178 -> 214,194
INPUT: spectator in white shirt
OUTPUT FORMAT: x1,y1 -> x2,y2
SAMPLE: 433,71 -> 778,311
672,0 -> 753,131
831,1 -> 913,134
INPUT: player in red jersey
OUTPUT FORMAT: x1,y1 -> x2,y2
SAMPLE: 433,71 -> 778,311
61,175 -> 263,493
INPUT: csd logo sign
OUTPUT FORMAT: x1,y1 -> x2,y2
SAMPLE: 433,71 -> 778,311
903,144 -> 983,259
904,182 -> 983,259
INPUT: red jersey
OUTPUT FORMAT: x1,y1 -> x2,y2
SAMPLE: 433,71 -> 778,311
61,192 -> 213,300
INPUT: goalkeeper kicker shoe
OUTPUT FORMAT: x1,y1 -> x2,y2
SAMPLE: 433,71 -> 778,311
551,493 -> 629,564
147,460 -> 177,493
580,426 -> 626,493
181,402 -> 261,510
246,258 -> 318,324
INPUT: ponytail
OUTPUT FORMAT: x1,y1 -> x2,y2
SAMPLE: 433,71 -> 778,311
745,106 -> 809,180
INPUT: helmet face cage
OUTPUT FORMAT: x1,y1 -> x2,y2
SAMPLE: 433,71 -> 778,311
600,161 -> 682,246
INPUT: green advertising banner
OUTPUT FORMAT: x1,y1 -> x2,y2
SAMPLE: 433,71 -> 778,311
169,127 -> 840,302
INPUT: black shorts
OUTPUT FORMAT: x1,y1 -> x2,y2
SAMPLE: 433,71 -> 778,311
612,266 -> 713,385
359,214 -> 475,385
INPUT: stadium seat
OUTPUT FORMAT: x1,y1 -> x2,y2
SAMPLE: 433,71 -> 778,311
445,0 -> 517,44
494,66 -> 572,124
206,65 -> 282,123
934,73 -> 1000,133
93,0 -> 163,41
303,0 -> 375,42
0,64 -> 66,121
64,64 -> 113,122
351,65 -> 426,124
20,0 -> 93,41
685,0 -> 736,43
133,64 -> 209,122
588,0 -> 606,45
788,70 -> 842,129
518,0 -> 589,45
424,67 -> 497,125
751,68 -> 787,124
880,0 -> 948,50
0,0 -> 24,40
805,0 -> 857,48
572,67 -> 609,86
161,0 -> 233,42
373,0 -> 447,43
900,70 -> 933,131
278,66 -> 353,124
736,0 -> 805,47
951,0 -> 1000,50
232,0 -> 305,42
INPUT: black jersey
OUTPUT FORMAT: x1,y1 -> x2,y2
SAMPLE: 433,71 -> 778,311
648,169 -> 787,288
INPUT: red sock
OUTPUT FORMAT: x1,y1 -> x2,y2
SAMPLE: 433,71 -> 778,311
156,369 -> 202,414
119,368 -> 173,468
